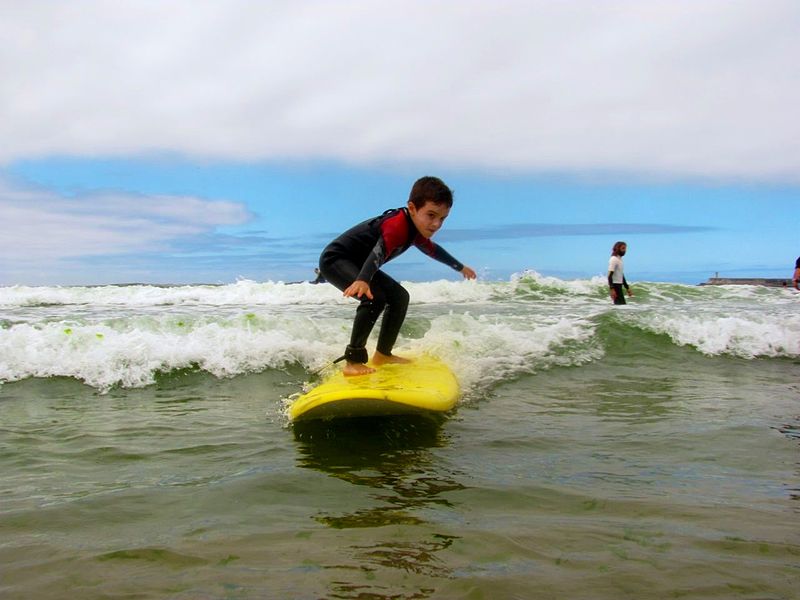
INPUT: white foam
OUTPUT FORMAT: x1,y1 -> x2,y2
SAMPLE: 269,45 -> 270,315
0,280 -> 341,307
511,270 -> 607,296
401,311 -> 601,395
638,311 -> 800,358
2,276 -> 798,390
0,278 -> 495,308
0,304 -> 600,392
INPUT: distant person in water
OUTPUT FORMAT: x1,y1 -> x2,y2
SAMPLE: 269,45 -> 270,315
311,268 -> 326,284
793,256 -> 800,290
319,176 -> 477,376
608,241 -> 633,305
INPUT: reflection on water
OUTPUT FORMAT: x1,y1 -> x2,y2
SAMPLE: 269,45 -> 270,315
777,415 -> 800,509
293,416 -> 465,598
293,415 -> 465,527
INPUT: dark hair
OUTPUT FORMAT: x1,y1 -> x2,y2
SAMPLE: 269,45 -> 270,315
408,176 -> 453,209
611,241 -> 627,256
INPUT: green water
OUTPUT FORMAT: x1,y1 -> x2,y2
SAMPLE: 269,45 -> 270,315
1,345 -> 798,599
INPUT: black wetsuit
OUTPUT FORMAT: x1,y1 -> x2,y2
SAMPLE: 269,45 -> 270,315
608,273 -> 629,305
319,207 -> 464,363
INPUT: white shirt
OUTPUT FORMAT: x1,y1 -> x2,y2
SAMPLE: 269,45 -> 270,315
608,255 -> 625,284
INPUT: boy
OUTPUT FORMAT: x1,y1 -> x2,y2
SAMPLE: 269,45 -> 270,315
608,241 -> 633,304
319,176 -> 476,376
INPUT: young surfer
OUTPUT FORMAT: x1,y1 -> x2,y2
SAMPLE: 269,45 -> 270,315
319,176 -> 477,376
608,241 -> 633,305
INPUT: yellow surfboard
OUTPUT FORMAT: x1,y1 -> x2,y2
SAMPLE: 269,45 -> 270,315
289,357 -> 459,421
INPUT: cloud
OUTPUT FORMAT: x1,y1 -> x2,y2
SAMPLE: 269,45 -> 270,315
0,1 -> 798,181
0,180 -> 252,264
0,177 -> 330,284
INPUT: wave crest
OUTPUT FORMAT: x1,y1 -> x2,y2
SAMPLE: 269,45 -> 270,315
2,275 -> 798,390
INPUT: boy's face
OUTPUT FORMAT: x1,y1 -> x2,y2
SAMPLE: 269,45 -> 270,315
407,200 -> 450,238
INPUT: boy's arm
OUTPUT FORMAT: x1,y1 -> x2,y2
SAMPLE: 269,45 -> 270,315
355,244 -> 384,283
428,243 -> 464,272
416,238 -> 475,279
460,265 -> 477,279
354,210 -> 406,282
343,279 -> 373,300
415,238 -> 461,270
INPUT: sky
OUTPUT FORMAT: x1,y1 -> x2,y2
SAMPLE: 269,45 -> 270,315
1,0 -> 799,286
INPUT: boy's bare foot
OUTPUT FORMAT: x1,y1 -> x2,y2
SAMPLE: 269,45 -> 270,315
371,351 -> 413,366
343,361 -> 375,377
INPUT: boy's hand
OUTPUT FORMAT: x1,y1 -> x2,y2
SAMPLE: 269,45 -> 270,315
461,266 -> 477,280
344,280 -> 373,300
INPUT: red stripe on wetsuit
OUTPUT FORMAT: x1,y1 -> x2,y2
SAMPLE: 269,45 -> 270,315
356,208 -> 463,282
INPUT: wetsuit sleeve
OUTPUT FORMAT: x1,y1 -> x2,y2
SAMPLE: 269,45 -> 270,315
356,241 -> 386,282
608,272 -> 614,288
355,211 -> 408,282
415,237 -> 464,272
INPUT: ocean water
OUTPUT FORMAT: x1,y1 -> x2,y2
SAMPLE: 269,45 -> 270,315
1,273 -> 798,599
